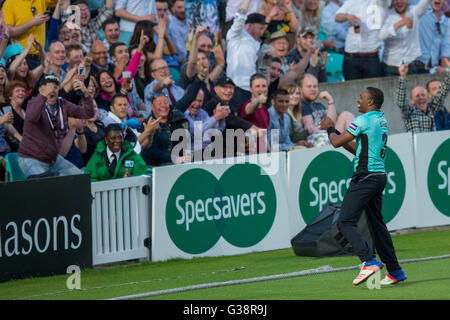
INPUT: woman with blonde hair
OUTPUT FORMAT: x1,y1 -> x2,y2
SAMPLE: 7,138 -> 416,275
283,83 -> 310,145
259,0 -> 299,39
299,0 -> 335,49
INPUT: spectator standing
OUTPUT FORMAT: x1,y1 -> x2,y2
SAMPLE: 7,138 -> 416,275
168,0 -> 189,65
259,0 -> 299,39
335,0 -> 390,80
426,78 -> 450,130
227,0 -> 268,113
396,63 -> 450,132
415,0 -> 450,73
3,0 -> 56,69
114,0 -> 157,46
18,74 -> 95,177
88,40 -> 115,76
62,0 -> 114,49
320,0 -> 348,53
380,0 -> 432,76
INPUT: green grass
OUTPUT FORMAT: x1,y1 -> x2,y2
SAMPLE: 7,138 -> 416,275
1,229 -> 450,300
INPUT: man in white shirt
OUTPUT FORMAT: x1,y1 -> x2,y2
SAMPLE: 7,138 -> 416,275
335,0 -> 390,80
114,0 -> 158,45
226,0 -> 267,114
380,0 -> 432,76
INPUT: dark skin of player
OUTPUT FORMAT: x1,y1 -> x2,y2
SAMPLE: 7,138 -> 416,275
320,89 -> 381,155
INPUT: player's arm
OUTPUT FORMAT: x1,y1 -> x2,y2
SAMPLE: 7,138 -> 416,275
320,117 -> 356,154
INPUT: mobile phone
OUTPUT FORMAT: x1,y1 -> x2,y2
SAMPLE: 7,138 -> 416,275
44,9 -> 52,16
77,67 -> 86,76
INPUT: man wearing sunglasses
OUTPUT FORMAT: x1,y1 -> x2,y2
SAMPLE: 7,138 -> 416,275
2,0 -> 57,69
415,0 -> 450,73
18,74 -> 96,178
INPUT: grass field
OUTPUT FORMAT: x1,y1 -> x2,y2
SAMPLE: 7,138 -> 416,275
2,229 -> 450,300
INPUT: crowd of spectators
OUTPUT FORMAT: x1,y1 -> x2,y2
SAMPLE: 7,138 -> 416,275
0,0 -> 448,182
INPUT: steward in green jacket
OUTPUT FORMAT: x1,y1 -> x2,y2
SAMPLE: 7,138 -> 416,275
85,123 -> 149,182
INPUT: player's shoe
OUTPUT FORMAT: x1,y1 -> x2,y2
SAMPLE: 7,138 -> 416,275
380,268 -> 407,285
353,259 -> 383,286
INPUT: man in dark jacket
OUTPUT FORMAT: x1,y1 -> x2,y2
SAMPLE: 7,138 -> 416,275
84,123 -> 149,181
204,76 -> 262,158
18,74 -> 95,177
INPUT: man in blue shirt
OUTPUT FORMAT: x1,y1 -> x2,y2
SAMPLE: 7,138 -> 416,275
321,87 -> 406,286
416,0 -> 450,72
268,89 -> 311,151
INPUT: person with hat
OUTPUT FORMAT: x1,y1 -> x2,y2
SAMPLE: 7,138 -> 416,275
285,26 -> 327,83
226,0 -> 268,114
265,30 -> 291,73
204,75 -> 262,158
18,74 -> 96,178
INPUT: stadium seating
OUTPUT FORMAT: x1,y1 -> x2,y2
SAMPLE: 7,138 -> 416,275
325,52 -> 345,82
5,152 -> 26,182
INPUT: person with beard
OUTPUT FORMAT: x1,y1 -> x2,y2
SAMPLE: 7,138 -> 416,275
380,0 -> 432,76
88,40 -> 115,77
285,26 -> 327,83
18,74 -> 95,177
300,73 -> 355,146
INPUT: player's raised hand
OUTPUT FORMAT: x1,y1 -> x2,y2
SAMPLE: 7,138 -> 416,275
398,64 -> 408,79
320,117 -> 334,131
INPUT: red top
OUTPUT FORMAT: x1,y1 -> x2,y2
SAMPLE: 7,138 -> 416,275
237,99 -> 270,129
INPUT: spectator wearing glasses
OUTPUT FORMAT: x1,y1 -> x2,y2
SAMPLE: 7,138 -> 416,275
2,0 -> 57,70
88,40 -> 115,76
415,0 -> 450,73
18,74 -> 95,178
144,59 -> 185,111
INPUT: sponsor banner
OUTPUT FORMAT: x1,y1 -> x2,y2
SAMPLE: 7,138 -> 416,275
286,133 -> 417,238
287,146 -> 353,239
151,153 -> 291,261
0,175 -> 92,283
415,132 -> 450,228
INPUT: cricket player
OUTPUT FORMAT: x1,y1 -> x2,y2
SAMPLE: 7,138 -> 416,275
320,87 -> 407,286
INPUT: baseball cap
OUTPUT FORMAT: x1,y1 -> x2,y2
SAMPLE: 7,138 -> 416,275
39,74 -> 60,87
297,26 -> 315,38
245,13 -> 267,25
216,76 -> 235,87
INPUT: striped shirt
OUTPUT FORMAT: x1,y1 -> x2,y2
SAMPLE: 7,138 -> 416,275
396,72 -> 450,133
62,7 -> 114,49
418,8 -> 450,67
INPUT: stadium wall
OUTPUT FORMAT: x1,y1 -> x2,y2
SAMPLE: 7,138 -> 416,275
319,73 -> 450,135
